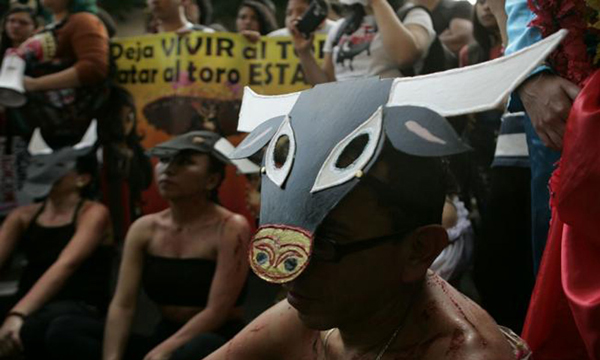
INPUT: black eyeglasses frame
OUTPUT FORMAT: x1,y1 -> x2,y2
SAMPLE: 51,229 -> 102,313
312,227 -> 416,263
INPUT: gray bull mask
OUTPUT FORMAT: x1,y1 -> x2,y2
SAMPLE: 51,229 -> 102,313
230,31 -> 566,284
23,120 -> 97,199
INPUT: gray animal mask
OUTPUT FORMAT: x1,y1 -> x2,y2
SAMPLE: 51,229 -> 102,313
230,31 -> 566,284
23,120 -> 97,199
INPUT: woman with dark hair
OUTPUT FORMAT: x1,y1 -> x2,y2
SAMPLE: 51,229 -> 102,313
236,0 -> 278,40
0,127 -> 113,359
98,86 -> 152,240
0,6 -> 37,61
448,0 -> 502,220
184,0 -> 213,26
457,0 -> 534,334
458,0 -> 501,65
46,131 -> 251,360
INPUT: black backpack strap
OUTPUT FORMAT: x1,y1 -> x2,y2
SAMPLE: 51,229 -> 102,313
331,4 -> 366,49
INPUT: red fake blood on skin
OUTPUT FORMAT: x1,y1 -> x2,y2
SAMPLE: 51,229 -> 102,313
422,300 -> 439,321
225,341 -> 234,359
445,328 -> 466,359
312,332 -> 322,356
234,236 -> 243,255
234,235 -> 245,272
435,277 -> 475,328
393,332 -> 445,359
250,324 -> 265,333
434,276 -> 488,349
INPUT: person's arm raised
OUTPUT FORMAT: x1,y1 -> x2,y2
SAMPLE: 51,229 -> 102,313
289,20 -> 335,85
102,216 -> 152,360
371,0 -> 433,68
143,214 -> 251,360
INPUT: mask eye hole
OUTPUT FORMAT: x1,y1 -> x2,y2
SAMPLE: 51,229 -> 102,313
273,135 -> 290,169
265,116 -> 295,188
311,107 -> 383,194
335,133 -> 369,169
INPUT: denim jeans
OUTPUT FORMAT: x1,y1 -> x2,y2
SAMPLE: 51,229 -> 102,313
523,115 -> 561,275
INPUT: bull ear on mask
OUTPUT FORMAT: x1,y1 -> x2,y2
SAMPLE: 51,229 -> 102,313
229,115 -> 285,159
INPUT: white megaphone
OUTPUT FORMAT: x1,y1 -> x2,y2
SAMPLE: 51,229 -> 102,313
0,52 -> 26,108
0,31 -> 57,108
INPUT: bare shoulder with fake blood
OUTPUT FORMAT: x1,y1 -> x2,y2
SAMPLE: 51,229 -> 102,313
388,271 -> 520,360
204,299 -> 323,360
217,205 -> 251,238
123,211 -> 162,250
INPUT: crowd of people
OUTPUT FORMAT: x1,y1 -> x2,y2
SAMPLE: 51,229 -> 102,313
0,0 -> 596,359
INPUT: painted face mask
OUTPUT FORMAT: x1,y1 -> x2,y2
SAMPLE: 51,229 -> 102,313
231,31 -> 566,284
22,120 -> 97,199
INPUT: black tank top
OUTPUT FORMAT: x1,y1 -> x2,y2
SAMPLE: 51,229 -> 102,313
142,216 -> 248,308
18,200 -> 113,311
142,255 -> 248,308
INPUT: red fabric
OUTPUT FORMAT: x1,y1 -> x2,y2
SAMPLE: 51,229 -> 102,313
521,70 -> 600,360
489,44 -> 503,61
527,0 -> 599,86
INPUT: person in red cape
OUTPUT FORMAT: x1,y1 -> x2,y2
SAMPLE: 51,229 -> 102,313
521,68 -> 600,360
516,0 -> 600,356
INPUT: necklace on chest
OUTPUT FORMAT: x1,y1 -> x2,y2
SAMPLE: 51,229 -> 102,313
322,321 -> 403,360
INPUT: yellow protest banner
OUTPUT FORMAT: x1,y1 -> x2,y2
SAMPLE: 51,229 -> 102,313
111,32 -> 325,148
111,31 -> 325,221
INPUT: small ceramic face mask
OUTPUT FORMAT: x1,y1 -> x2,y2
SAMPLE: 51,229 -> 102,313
230,31 -> 566,284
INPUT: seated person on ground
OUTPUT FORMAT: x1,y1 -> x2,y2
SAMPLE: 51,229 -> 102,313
0,123 -> 113,359
46,131 -> 251,360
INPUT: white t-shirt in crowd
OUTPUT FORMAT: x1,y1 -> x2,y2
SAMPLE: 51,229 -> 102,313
267,18 -> 338,37
323,10 -> 435,82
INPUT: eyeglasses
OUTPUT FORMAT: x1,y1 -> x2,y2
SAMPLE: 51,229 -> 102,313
312,228 -> 415,263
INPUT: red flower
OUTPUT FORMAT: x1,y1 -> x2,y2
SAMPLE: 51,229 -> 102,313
528,0 -> 598,85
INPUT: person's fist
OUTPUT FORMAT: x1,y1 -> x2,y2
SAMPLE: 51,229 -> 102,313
518,73 -> 581,150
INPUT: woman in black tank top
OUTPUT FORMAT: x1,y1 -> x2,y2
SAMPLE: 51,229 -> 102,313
47,131 -> 252,360
0,149 -> 113,359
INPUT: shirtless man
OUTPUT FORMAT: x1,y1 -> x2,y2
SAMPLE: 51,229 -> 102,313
200,54 -> 560,356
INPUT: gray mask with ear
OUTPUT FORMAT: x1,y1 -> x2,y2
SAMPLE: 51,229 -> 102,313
22,120 -> 98,199
229,30 -> 566,284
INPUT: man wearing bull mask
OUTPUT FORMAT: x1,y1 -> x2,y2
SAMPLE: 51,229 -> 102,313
203,31 -> 566,360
